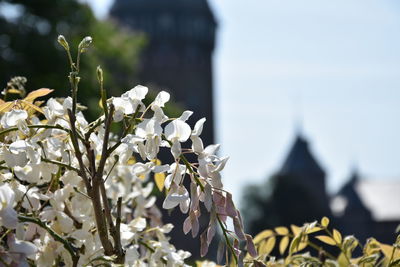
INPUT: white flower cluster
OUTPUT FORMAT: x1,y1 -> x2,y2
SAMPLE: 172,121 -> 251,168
0,84 -> 254,266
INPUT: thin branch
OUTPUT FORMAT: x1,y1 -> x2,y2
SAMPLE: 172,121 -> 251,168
18,215 -> 79,266
41,157 -> 80,173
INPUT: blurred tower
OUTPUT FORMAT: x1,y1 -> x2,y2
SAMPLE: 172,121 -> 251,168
110,0 -> 217,258
110,0 -> 217,146
273,134 -> 332,226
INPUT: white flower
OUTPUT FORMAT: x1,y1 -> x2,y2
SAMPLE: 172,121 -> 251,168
163,184 -> 190,213
1,109 -> 29,134
164,111 -> 193,159
0,184 -> 18,229
151,91 -> 170,110
112,85 -> 148,122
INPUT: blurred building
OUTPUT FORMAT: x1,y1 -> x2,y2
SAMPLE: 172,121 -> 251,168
332,171 -> 400,244
110,0 -> 216,147
250,133 -> 400,244
109,0 -> 217,258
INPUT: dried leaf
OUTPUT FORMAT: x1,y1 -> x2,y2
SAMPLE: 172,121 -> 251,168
21,100 -> 44,114
245,234 -> 258,258
0,102 -> 14,113
233,216 -> 246,240
200,231 -> 208,257
24,88 -> 53,102
225,192 -> 237,217
183,216 -> 191,235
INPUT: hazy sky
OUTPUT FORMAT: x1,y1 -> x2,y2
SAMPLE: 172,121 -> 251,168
86,0 -> 400,204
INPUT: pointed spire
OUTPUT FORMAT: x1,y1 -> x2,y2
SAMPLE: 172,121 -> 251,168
279,134 -> 325,177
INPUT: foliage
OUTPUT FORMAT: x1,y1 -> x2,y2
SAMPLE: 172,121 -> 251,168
0,0 -> 145,119
246,217 -> 400,266
0,36 -> 255,266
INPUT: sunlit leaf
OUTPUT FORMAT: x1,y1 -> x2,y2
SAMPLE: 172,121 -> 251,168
7,88 -> 23,95
321,216 -> 330,227
275,226 -> 289,235
289,234 -> 301,254
306,226 -> 323,234
254,230 -> 274,244
21,100 -> 44,114
290,224 -> 302,236
259,237 -> 275,256
154,172 -> 165,191
0,102 -> 14,113
24,88 -> 53,102
315,235 -> 336,246
333,229 -> 342,244
279,236 -> 289,255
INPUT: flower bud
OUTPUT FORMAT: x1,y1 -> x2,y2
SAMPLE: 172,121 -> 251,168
78,36 -> 93,53
57,35 -> 69,51
96,66 -> 103,84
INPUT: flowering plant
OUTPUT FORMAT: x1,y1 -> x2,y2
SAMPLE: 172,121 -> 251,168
0,36 -> 256,266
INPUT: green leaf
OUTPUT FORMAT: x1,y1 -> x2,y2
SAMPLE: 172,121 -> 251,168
315,235 -> 336,246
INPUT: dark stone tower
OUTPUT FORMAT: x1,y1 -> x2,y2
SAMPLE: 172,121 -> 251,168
110,0 -> 217,147
109,0 -> 217,258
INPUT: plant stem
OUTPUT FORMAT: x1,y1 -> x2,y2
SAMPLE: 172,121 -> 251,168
18,215 -> 79,267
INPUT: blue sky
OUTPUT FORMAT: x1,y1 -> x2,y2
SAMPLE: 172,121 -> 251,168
86,0 -> 400,204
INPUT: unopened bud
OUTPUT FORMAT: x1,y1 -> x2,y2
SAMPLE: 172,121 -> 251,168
78,36 -> 93,53
57,35 -> 69,51
96,66 -> 103,84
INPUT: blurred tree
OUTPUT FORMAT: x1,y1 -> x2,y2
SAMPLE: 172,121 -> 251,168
0,0 -> 145,119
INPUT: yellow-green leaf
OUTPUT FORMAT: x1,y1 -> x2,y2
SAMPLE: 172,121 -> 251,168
321,216 -> 330,227
7,88 -> 23,95
315,235 -> 336,246
259,237 -> 276,256
279,236 -> 289,255
289,234 -> 301,254
306,226 -> 323,234
333,229 -> 342,244
253,230 -> 274,244
24,88 -> 53,102
275,226 -> 289,235
290,224 -> 302,236
154,172 -> 165,191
